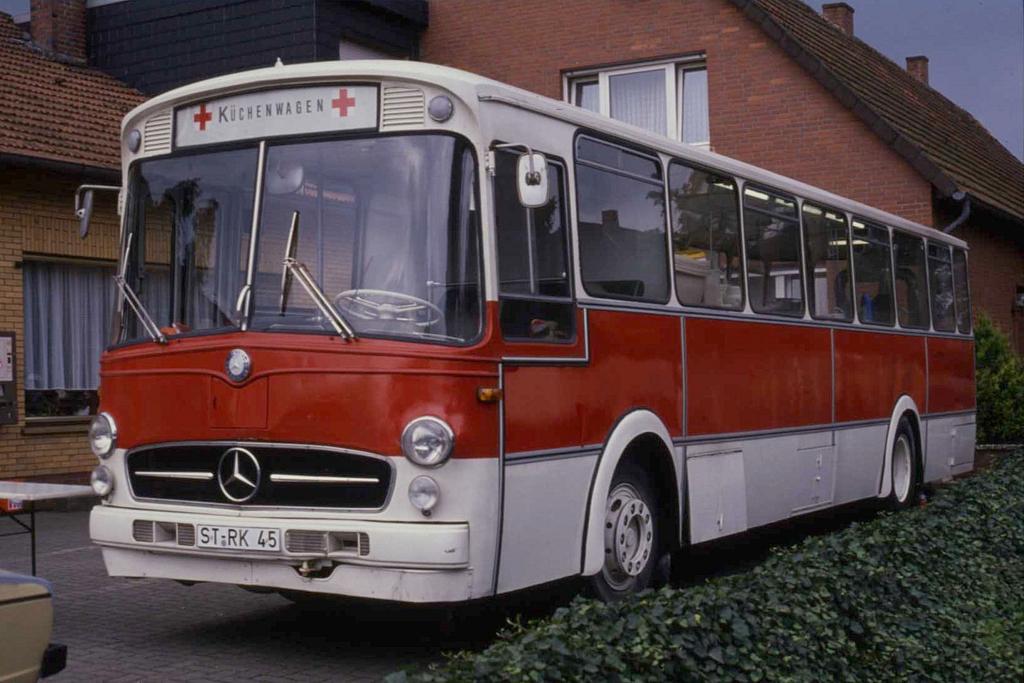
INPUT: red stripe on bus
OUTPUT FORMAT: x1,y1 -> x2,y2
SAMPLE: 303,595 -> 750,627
927,337 -> 976,413
685,318 -> 831,435
834,329 -> 926,422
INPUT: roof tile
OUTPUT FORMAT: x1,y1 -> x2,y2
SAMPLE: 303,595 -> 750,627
746,0 -> 1024,221
0,13 -> 144,170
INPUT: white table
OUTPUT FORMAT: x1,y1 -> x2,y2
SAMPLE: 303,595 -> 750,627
0,482 -> 95,575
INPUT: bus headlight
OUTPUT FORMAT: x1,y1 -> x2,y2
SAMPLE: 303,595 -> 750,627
408,475 -> 440,514
90,465 -> 114,498
89,412 -> 117,459
400,416 -> 454,468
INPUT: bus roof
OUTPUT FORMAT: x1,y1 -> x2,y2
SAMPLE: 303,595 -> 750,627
126,60 -> 966,249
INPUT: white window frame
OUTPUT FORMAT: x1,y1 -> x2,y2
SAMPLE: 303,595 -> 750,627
563,55 -> 708,146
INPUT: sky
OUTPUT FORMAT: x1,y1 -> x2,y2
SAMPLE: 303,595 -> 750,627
1,0 -> 1021,159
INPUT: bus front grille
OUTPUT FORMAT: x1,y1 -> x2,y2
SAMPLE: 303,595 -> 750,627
126,443 -> 393,510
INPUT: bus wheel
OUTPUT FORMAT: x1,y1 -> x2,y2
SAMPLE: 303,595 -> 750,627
888,418 -> 918,509
590,463 -> 658,601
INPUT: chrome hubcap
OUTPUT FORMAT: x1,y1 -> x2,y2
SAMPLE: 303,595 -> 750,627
893,434 -> 912,503
602,483 -> 654,591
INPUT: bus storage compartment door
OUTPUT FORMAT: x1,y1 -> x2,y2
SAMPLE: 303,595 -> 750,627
686,447 -> 747,544
791,445 -> 836,513
950,420 -> 976,476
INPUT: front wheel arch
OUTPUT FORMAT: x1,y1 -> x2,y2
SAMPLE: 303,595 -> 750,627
580,410 -> 681,578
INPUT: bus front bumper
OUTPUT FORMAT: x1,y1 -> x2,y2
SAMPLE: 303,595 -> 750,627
90,505 -> 474,603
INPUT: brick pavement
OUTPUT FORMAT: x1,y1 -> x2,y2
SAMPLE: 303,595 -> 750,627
0,511 -> 490,682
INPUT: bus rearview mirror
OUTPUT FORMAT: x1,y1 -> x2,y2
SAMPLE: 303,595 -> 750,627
74,184 -> 120,239
76,189 -> 94,238
517,153 -> 549,208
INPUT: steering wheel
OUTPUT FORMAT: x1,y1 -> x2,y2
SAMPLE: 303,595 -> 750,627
332,289 -> 443,328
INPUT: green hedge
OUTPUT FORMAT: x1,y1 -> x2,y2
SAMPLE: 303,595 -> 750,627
391,455 -> 1024,682
975,314 -> 1024,444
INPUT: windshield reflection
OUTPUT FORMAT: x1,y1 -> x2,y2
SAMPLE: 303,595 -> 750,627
119,135 -> 481,346
122,148 -> 258,343
249,134 -> 481,343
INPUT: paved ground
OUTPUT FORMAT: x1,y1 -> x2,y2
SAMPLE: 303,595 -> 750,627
0,510 -> 524,682
0,503 -> 885,682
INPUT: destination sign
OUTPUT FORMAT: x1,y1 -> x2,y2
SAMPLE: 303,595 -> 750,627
174,85 -> 378,148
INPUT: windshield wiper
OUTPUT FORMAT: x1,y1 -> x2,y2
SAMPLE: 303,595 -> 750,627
279,211 -> 357,341
114,233 -> 167,344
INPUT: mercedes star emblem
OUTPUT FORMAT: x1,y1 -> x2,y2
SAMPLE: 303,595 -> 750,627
225,348 -> 251,382
217,447 -> 261,503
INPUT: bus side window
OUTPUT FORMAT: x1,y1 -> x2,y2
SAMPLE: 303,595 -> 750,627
892,231 -> 930,329
742,185 -> 804,317
495,151 -> 575,342
851,219 -> 895,326
575,137 -> 670,303
952,248 -> 971,333
928,242 -> 956,332
802,203 -> 853,321
669,162 -> 743,309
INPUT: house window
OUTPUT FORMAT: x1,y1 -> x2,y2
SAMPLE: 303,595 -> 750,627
567,59 -> 709,145
22,260 -> 115,417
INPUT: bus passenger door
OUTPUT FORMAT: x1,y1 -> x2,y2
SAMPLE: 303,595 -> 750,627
491,149 -> 589,593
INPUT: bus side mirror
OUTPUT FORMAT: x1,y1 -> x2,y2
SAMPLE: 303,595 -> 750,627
76,189 -> 94,238
517,152 -> 549,208
74,184 -> 120,238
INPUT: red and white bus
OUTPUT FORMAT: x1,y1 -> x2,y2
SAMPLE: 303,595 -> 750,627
81,61 -> 975,603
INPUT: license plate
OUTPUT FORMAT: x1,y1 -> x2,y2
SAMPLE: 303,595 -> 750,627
196,525 -> 280,552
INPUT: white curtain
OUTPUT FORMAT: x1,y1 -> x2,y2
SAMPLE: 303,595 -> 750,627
23,261 -> 115,390
681,69 -> 710,144
609,69 -> 667,136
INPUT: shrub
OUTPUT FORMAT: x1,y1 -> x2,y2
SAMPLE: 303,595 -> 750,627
391,455 -> 1024,682
975,314 -> 1024,443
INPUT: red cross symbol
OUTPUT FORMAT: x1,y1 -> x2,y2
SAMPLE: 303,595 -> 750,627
193,103 -> 212,131
331,88 -> 356,117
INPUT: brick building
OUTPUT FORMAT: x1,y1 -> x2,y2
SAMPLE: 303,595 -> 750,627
0,0 -> 424,483
0,5 -> 143,481
0,0 -> 1021,482
422,0 -> 1024,350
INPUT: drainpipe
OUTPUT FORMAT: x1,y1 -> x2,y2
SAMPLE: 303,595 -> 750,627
942,190 -> 971,233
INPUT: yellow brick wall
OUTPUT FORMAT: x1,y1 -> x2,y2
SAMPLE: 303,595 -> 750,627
0,166 -> 120,481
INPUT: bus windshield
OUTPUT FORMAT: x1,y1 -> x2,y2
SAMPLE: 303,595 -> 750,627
121,134 -> 482,345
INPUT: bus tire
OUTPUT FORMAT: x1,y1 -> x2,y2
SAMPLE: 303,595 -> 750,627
888,417 -> 919,509
588,461 -> 659,601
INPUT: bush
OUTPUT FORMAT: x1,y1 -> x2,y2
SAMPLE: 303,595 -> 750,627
391,455 -> 1024,682
975,314 -> 1024,443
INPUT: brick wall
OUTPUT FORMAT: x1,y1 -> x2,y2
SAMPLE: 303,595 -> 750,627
422,0 -> 1024,347
955,211 -> 1024,355
421,0 -> 934,226
30,0 -> 86,64
0,166 -> 119,481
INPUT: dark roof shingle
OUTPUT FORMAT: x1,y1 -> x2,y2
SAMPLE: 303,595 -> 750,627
0,13 -> 144,171
737,0 -> 1024,221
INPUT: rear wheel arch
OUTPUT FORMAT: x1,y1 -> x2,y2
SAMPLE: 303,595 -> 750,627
879,396 -> 923,499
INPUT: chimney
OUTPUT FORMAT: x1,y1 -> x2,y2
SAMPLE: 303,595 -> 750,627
822,2 -> 854,36
30,0 -> 87,65
906,56 -> 929,85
